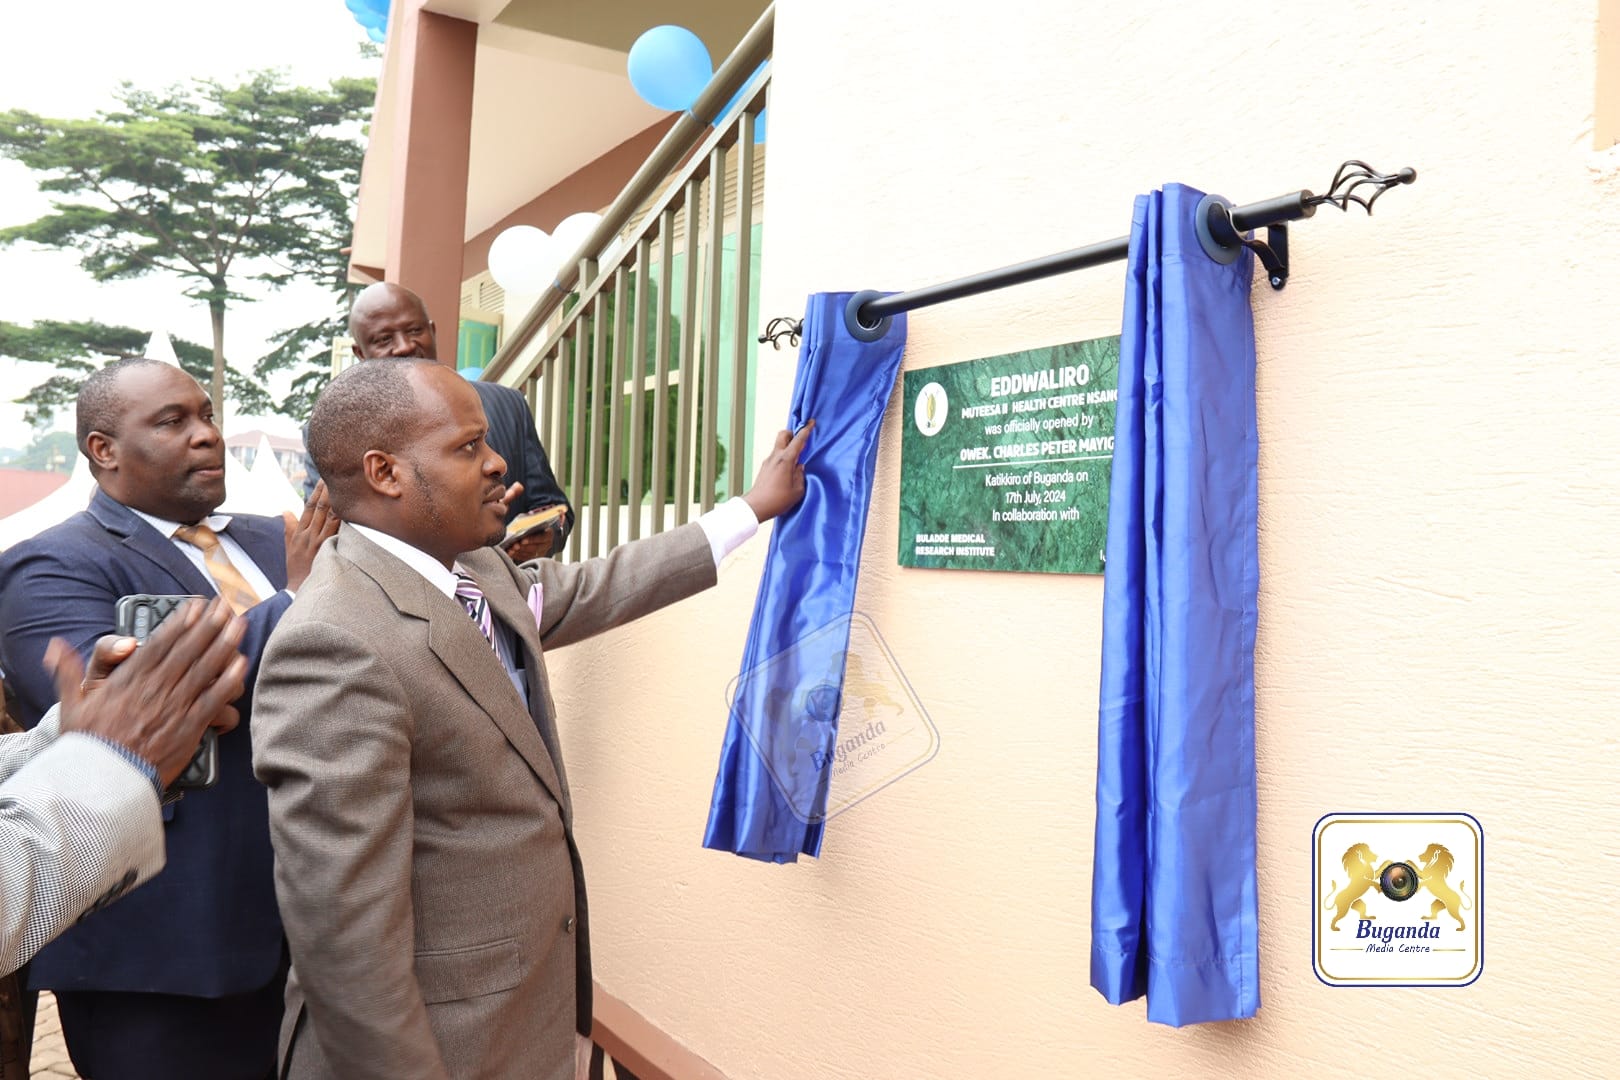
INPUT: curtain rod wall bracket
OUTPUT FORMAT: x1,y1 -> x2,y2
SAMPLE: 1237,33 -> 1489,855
1196,160 -> 1416,290
1198,194 -> 1293,290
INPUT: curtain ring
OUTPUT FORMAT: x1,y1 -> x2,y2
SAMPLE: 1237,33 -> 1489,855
843,290 -> 893,343
1194,194 -> 1242,266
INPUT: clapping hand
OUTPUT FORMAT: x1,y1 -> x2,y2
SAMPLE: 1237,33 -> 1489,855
47,597 -> 247,788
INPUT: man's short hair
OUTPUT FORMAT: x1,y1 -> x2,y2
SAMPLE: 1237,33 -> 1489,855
76,357 -> 173,458
307,360 -> 431,503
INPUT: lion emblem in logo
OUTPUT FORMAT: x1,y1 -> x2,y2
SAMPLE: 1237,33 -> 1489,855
843,653 -> 903,717
1413,842 -> 1472,930
1321,842 -> 1381,931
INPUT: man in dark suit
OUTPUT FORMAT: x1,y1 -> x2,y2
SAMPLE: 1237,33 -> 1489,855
0,358 -> 338,1080
253,359 -> 809,1078
302,282 -> 573,559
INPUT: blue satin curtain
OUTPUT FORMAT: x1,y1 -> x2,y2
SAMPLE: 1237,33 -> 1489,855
1090,185 -> 1262,1025
703,292 -> 908,862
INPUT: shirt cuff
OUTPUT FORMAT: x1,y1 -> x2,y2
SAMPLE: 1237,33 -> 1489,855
80,734 -> 163,801
696,496 -> 759,568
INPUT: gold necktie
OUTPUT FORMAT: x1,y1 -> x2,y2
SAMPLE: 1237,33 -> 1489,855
173,523 -> 263,615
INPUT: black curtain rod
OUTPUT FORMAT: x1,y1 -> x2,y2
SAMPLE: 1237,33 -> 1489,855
758,160 -> 1415,349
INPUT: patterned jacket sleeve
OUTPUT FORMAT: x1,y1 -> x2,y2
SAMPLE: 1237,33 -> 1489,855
0,706 -> 166,976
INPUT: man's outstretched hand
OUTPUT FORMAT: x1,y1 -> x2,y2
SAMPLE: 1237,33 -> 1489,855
742,421 -> 814,523
46,597 -> 247,788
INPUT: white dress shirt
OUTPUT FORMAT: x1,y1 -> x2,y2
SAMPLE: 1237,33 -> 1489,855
128,508 -> 283,603
349,496 -> 760,700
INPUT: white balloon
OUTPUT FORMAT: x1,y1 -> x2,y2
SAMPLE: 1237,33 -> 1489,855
487,225 -> 554,294
549,212 -> 605,272
599,232 -> 629,268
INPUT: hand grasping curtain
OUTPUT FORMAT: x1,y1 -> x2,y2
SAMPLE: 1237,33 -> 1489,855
703,292 -> 907,862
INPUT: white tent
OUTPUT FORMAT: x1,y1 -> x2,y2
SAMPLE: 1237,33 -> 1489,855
218,434 -> 304,519
0,455 -> 97,552
248,434 -> 306,516
144,328 -> 180,366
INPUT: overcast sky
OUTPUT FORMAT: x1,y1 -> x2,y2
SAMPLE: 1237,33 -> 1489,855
0,0 -> 382,443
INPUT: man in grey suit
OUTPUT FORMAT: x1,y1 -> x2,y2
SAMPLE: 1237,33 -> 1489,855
252,359 -> 809,1079
1,597 -> 246,976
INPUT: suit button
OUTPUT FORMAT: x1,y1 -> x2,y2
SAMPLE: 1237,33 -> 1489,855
563,915 -> 576,934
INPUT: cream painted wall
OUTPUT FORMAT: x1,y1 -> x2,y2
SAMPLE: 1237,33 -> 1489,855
545,2 -> 1620,1076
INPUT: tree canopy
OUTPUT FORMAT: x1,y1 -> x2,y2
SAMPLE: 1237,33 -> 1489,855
0,319 -> 275,427
0,70 -> 373,424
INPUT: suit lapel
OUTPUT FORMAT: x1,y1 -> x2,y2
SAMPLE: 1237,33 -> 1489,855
335,527 -> 567,807
88,489 -> 215,596
459,549 -> 572,812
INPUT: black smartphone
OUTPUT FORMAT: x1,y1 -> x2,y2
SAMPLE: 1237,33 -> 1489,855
113,593 -> 219,792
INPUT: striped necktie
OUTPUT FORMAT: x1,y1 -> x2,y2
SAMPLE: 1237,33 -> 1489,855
172,523 -> 262,615
453,571 -> 498,652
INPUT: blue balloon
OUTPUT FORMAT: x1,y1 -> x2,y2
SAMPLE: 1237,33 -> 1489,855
754,107 -> 767,144
459,366 -> 485,382
346,0 -> 388,31
367,24 -> 386,42
627,25 -> 712,112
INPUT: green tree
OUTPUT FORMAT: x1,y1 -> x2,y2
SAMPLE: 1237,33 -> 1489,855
2,430 -> 77,472
0,71 -> 373,424
252,309 -> 347,423
0,318 -> 272,427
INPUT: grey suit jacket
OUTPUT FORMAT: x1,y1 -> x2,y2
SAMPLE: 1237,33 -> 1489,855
251,523 -> 715,1080
0,707 -> 164,976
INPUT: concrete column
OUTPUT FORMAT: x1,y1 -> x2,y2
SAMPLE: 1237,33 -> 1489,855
385,0 -> 477,367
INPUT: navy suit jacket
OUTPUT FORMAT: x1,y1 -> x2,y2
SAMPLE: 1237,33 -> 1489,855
0,488 -> 291,997
302,378 -> 573,541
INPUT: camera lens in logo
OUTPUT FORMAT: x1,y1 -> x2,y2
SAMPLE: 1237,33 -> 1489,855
1380,860 -> 1419,902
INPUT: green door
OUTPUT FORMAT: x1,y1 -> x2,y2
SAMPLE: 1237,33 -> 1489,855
458,318 -> 501,373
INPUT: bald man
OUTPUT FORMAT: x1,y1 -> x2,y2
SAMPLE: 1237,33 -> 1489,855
254,359 -> 810,1079
302,283 -> 573,559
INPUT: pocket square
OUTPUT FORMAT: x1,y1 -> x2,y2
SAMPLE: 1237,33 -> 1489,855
526,582 -> 544,629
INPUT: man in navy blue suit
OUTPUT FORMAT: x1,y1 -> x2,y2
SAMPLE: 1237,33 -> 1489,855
0,358 -> 338,1080
300,282 -> 574,560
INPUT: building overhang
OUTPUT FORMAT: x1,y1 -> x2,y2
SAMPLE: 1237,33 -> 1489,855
348,0 -> 762,285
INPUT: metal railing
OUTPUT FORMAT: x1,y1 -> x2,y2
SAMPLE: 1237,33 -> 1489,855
485,6 -> 773,563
